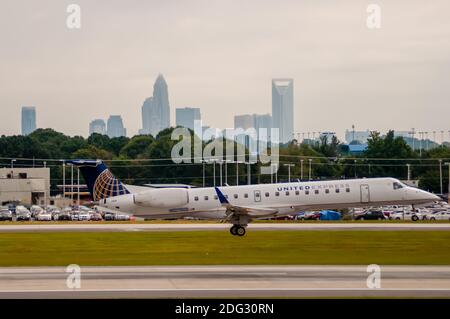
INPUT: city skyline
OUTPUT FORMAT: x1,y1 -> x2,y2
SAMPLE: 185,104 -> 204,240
1,1 -> 450,140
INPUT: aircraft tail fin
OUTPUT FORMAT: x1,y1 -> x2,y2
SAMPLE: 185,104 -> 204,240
66,159 -> 129,201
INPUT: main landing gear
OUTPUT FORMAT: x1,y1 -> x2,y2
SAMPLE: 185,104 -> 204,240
230,225 -> 246,236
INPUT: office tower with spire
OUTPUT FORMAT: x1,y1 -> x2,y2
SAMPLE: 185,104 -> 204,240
140,74 -> 171,136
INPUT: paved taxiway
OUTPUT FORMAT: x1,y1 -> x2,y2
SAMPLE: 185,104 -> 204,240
1,223 -> 450,232
0,265 -> 449,298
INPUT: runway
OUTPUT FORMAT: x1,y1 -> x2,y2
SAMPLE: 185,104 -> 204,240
0,265 -> 449,298
1,223 -> 450,233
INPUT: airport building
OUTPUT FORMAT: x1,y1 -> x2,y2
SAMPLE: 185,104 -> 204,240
0,167 -> 50,206
176,107 -> 201,131
21,106 -> 36,136
272,79 -> 294,144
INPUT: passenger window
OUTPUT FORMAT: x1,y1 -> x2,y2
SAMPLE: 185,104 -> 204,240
214,195 -> 218,200
204,196 -> 209,200
325,189 -> 330,194
234,194 -> 238,199
285,191 -> 290,196
346,188 -> 350,192
194,196 -> 199,201
225,195 -> 229,199
265,192 -> 270,197
295,191 -> 299,195
314,190 -> 319,194
275,192 -> 280,196
336,189 -> 340,193
244,193 -> 248,198
305,190 -> 309,195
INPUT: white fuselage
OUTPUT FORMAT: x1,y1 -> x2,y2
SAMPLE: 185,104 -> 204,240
99,177 -> 439,220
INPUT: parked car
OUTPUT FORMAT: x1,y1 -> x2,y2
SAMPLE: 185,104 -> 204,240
70,212 -> 80,221
78,212 -> 91,221
390,210 -> 424,221
30,205 -> 44,218
114,213 -> 130,221
427,211 -> 450,221
89,212 -> 103,221
15,205 -> 31,218
56,212 -> 71,221
103,213 -> 114,221
0,209 -> 13,221
16,211 -> 31,221
355,210 -> 386,220
303,212 -> 321,220
36,211 -> 52,221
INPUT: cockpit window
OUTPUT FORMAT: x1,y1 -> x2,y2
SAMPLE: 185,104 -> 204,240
393,182 -> 404,190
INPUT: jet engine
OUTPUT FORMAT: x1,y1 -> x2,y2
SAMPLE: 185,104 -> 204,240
133,188 -> 189,208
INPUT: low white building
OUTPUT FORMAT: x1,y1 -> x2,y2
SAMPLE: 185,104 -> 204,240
0,167 -> 50,206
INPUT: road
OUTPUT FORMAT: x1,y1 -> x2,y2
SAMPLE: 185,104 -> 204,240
0,265 -> 449,298
1,223 -> 450,232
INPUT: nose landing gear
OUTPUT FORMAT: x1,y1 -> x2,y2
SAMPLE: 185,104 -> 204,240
230,225 -> 246,236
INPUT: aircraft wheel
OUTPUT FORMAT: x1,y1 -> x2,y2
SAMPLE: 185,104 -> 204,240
430,217 -> 436,221
236,226 -> 246,237
412,215 -> 419,221
230,225 -> 238,236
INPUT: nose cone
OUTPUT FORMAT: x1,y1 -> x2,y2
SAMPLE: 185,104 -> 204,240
407,187 -> 440,203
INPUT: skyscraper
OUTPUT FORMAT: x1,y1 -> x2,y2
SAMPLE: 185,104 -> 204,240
141,74 -> 171,136
272,79 -> 294,143
176,107 -> 201,131
107,115 -> 126,138
234,114 -> 254,131
89,119 -> 106,135
21,106 -> 36,135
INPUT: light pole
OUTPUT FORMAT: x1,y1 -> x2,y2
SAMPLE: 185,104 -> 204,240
439,159 -> 443,195
300,160 -> 304,180
219,160 -> 223,186
283,164 -> 295,182
308,159 -> 312,181
60,160 -> 66,198
11,159 -> 16,169
411,128 -> 415,151
71,164 -> 74,203
354,160 -> 357,179
446,163 -> 450,197
406,163 -> 411,181
202,161 -> 205,187
77,166 -> 80,206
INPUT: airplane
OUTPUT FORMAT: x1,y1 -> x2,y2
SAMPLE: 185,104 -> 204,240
68,159 -> 440,236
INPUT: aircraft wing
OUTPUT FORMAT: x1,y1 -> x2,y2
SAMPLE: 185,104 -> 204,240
214,187 -> 278,217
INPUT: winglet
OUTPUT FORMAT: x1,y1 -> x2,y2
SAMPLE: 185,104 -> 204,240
215,187 -> 229,204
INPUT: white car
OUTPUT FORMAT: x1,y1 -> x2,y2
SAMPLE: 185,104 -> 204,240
390,210 -> 424,221
78,212 -> 91,221
114,214 -> 130,221
427,211 -> 450,221
36,212 -> 52,221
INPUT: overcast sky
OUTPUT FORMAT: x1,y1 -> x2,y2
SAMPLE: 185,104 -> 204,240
1,0 -> 449,140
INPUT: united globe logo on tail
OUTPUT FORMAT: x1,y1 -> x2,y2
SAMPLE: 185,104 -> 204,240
67,160 -> 129,201
93,169 -> 129,201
